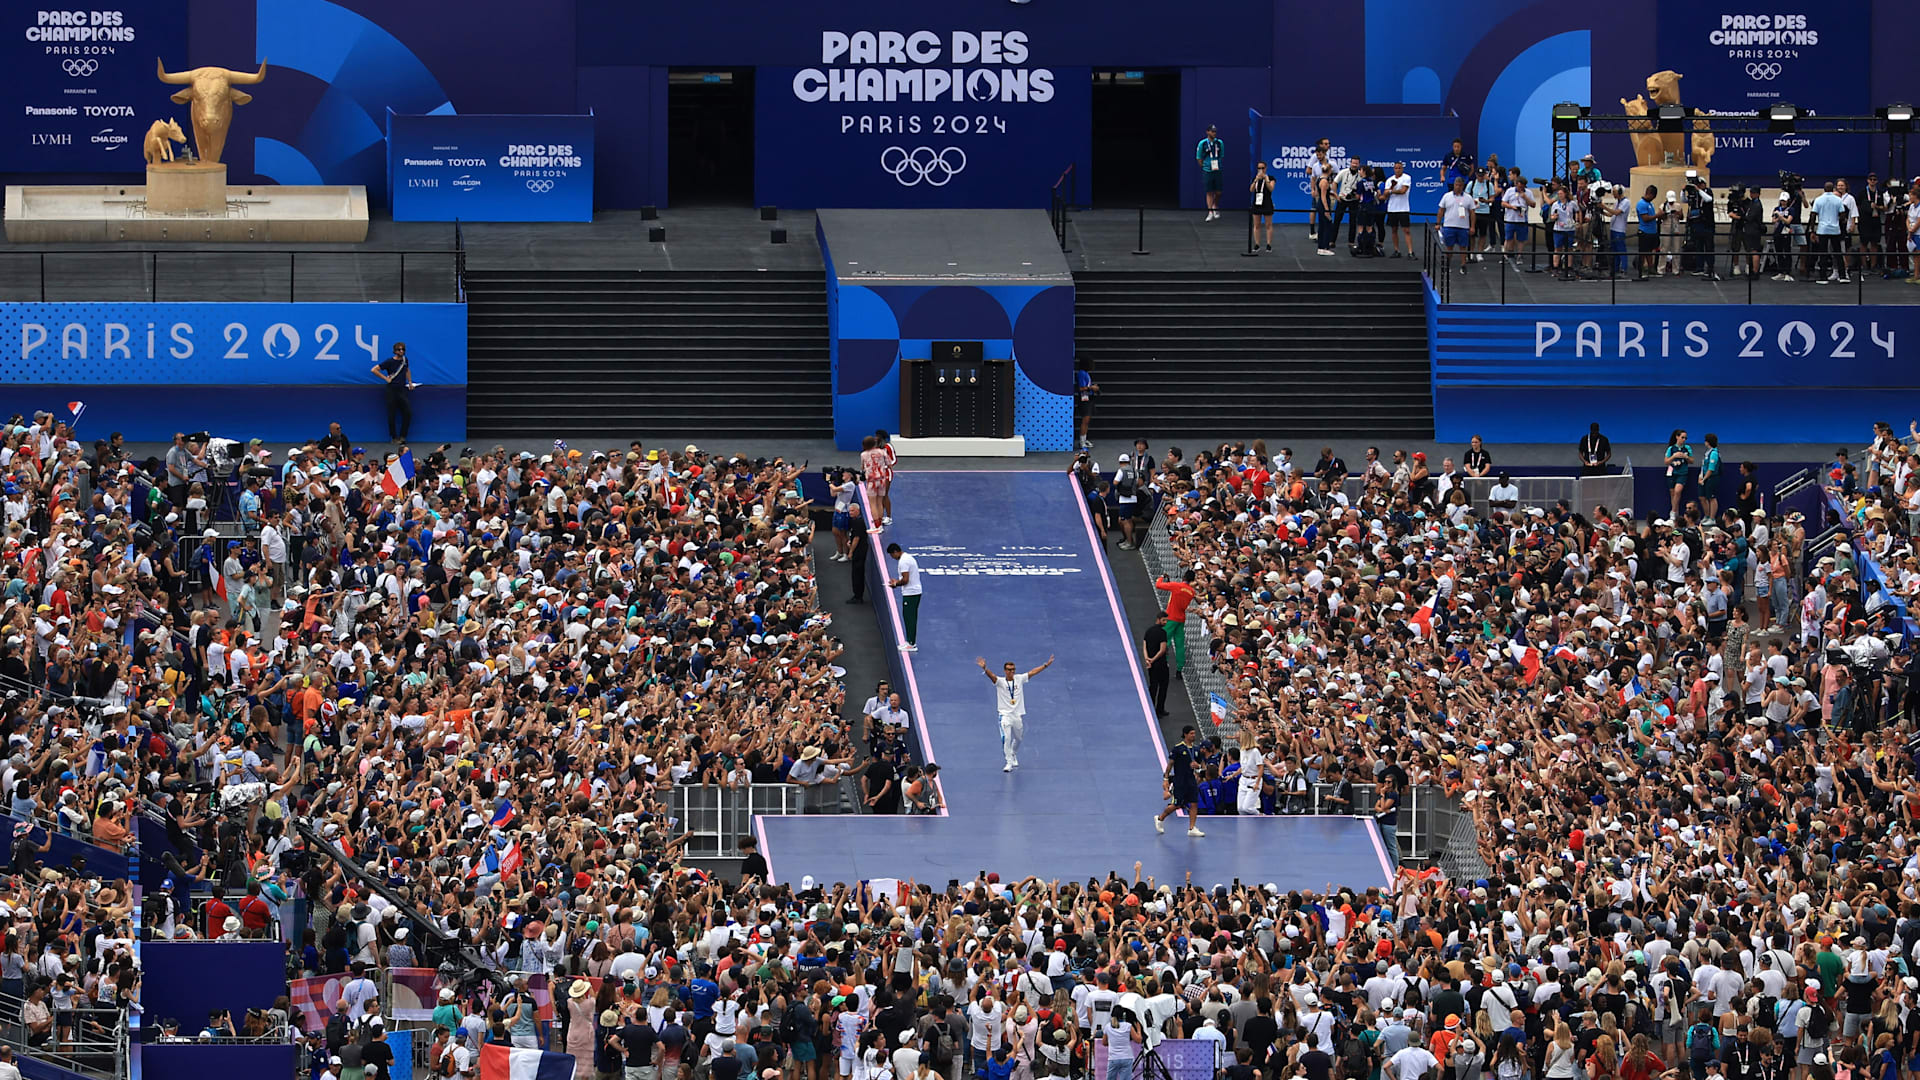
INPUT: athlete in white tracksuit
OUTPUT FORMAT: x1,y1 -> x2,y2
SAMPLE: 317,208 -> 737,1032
978,654 -> 1055,772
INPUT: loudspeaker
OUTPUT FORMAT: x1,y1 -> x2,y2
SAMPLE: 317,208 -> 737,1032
640,206 -> 659,220
648,226 -> 666,242
760,205 -> 779,221
770,228 -> 788,244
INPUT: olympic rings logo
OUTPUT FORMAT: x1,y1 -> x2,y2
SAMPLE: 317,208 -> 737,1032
880,146 -> 967,187
1746,63 -> 1782,81
524,179 -> 555,193
62,59 -> 97,77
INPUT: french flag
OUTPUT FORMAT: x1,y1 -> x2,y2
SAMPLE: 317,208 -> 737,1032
1551,645 -> 1578,662
1407,598 -> 1435,639
490,798 -> 516,828
1508,640 -> 1541,685
1621,676 -> 1644,704
380,450 -> 416,497
478,1043 -> 573,1080
1208,694 -> 1230,723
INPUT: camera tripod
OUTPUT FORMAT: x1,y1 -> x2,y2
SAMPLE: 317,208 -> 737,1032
1134,1046 -> 1175,1080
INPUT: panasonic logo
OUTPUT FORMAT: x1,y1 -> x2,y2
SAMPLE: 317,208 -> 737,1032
24,106 -> 78,116
401,157 -> 445,166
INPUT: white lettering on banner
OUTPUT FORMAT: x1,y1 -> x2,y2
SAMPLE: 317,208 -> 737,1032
19,318 -> 393,363
1529,318 -> 1894,361
90,126 -> 127,148
24,106 -> 77,115
498,144 -> 582,168
1709,13 -> 1818,46
794,28 -> 1053,107
910,544 -> 1082,577
80,104 -> 130,116
401,157 -> 445,166
26,9 -> 135,42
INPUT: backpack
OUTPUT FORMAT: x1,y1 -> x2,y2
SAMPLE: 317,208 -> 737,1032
1340,1034 -> 1374,1079
1805,1006 -> 1829,1041
1753,996 -> 1778,1032
1687,1023 -> 1719,1063
922,1020 -> 950,1066
777,1005 -> 801,1044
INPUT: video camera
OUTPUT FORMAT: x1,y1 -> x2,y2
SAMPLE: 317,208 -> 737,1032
1778,170 -> 1805,193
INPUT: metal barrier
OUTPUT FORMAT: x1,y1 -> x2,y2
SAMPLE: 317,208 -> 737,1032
0,991 -> 127,1079
1135,495 -> 1234,743
668,781 -> 862,860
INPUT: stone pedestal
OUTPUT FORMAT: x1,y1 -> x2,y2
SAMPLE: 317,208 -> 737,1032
145,162 -> 227,214
1628,164 -> 1707,207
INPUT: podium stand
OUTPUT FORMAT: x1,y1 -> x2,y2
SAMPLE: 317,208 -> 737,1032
900,342 -> 1014,439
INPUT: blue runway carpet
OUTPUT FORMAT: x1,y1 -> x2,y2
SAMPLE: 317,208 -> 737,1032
757,471 -> 1394,893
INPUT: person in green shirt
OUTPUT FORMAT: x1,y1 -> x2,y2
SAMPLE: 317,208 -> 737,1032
1813,940 -> 1844,999
1196,125 -> 1225,221
1665,429 -> 1694,523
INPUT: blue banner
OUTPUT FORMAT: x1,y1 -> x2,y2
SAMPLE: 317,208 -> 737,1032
0,302 -> 465,383
754,30 -> 1089,208
1252,113 -> 1459,214
1656,7 -> 1871,177
0,301 -> 466,442
1432,301 -> 1920,443
388,112 -> 593,221
0,0 -> 187,172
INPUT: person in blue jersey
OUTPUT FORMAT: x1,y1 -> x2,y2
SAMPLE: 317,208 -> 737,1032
1154,725 -> 1206,837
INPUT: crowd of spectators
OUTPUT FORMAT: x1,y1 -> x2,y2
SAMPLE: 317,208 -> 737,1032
79,408 -> 1920,1080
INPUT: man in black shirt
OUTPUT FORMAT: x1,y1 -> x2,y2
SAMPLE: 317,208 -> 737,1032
737,837 -> 768,882
1144,613 -> 1172,718
1578,423 -> 1612,475
371,342 -> 414,442
846,501 -> 871,604
360,1022 -> 395,1077
1241,996 -> 1280,1071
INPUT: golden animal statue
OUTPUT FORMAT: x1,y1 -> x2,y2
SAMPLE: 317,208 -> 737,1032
142,118 -> 186,166
155,57 -> 267,166
1623,70 -> 1716,169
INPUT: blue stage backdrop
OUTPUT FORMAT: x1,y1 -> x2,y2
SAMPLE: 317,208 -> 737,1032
1252,112 -> 1459,214
1431,299 -> 1920,444
2,0 -> 188,171
140,1044 -> 297,1080
1657,7 -> 1872,177
0,301 -> 466,441
756,30 -> 1090,208
144,941 -> 289,1029
388,111 -> 593,220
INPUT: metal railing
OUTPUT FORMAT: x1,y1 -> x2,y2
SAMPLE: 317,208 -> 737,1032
0,992 -> 127,1079
1049,164 -> 1076,252
1135,494 -> 1234,744
1426,218 -> 1896,304
1,224 -> 464,304
669,780 -> 863,860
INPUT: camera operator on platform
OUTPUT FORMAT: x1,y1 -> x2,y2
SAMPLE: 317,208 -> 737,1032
1683,173 -> 1718,280
1726,183 -> 1763,277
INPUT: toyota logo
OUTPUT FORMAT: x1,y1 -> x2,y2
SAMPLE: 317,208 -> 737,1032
880,146 -> 967,187
62,59 -> 97,77
1746,62 -> 1782,81
525,179 -> 555,193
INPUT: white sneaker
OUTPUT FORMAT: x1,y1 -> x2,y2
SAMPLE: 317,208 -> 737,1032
1781,275 -> 1795,282
1187,827 -> 1206,837
881,517 -> 892,525
898,643 -> 918,653
1009,757 -> 1018,768
868,524 -> 882,534
1154,815 -> 1165,835
1004,762 -> 1013,772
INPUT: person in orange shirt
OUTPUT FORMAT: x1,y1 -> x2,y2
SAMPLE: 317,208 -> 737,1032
1153,570 -> 1197,676
1430,1014 -> 1462,1064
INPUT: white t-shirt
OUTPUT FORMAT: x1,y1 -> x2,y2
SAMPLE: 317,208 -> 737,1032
1391,1046 -> 1439,1080
990,673 -> 1031,719
1386,173 -> 1412,213
1439,191 -> 1474,229
1502,186 -> 1530,223
896,553 -> 923,596
968,1001 -> 1005,1050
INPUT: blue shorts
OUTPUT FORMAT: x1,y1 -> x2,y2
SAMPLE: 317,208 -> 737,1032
1552,231 -> 1575,250
1504,222 -> 1529,242
832,511 -> 851,530
1442,226 -> 1470,248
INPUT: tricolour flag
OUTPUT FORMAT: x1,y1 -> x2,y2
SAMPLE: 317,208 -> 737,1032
66,401 -> 85,426
1407,598 -> 1435,639
1208,694 -> 1229,723
1621,676 -> 1644,704
380,450 -> 416,497
1508,640 -> 1541,685
1551,645 -> 1578,662
478,1043 -> 573,1080
489,798 -> 515,828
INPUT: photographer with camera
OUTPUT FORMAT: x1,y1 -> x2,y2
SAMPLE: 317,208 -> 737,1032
1727,184 -> 1763,277
1099,1000 -> 1143,1080
1770,191 -> 1799,280
1683,174 -> 1719,280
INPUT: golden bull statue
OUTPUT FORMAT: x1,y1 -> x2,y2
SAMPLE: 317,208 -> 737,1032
156,57 -> 267,166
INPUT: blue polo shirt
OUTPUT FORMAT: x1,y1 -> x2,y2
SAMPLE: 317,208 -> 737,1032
1636,199 -> 1658,234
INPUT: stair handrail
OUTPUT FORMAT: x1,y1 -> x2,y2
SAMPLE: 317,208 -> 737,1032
454,218 -> 467,303
1049,164 -> 1075,253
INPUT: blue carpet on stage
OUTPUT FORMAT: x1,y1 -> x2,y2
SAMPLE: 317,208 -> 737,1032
757,471 -> 1394,893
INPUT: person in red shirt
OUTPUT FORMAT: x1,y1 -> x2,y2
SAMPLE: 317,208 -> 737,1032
236,882 -> 274,935
1154,570 -> 1197,676
203,888 -> 233,938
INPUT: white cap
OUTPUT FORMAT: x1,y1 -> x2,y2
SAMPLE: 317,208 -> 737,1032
1665,191 -> 1676,201
1117,453 -> 1130,462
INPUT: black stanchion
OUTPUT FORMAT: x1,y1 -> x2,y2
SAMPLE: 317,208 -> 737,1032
1241,209 -> 1259,257
1132,207 -> 1150,256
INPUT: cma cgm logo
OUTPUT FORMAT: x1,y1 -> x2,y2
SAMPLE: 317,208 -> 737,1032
452,174 -> 480,191
1533,318 -> 1895,359
91,127 -> 128,149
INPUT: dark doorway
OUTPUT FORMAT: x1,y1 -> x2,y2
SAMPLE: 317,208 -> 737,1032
668,69 -> 754,206
1090,70 -> 1180,207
